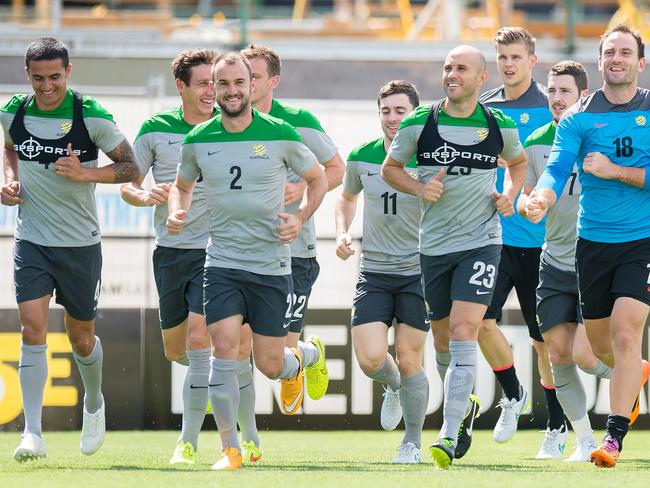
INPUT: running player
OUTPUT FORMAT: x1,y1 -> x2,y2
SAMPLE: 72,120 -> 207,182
1,38 -> 138,461
518,60 -> 614,461
120,49 -> 215,465
527,24 -> 650,468
335,80 -> 429,464
166,53 -> 329,471
382,45 -> 527,469
241,45 -> 343,426
478,27 -> 564,453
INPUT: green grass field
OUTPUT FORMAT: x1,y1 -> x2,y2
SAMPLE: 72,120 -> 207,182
2,430 -> 650,487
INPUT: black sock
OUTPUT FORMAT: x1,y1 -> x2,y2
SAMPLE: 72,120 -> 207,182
606,415 -> 630,451
542,384 -> 566,431
493,365 -> 520,400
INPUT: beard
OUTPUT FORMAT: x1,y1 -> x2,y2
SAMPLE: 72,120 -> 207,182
217,96 -> 251,118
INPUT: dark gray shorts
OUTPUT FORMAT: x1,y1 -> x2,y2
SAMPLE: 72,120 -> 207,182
351,271 -> 429,331
536,260 -> 582,334
14,239 -> 102,321
203,266 -> 293,337
288,257 -> 320,333
153,246 -> 205,329
420,245 -> 501,321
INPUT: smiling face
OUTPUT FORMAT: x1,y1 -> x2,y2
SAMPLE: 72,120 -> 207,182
496,42 -> 536,90
178,63 -> 215,119
26,58 -> 71,111
442,48 -> 488,104
214,58 -> 252,118
379,93 -> 414,143
598,31 -> 646,88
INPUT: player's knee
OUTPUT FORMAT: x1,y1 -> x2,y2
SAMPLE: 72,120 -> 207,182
187,328 -> 210,350
449,319 -> 479,341
68,333 -> 95,357
611,329 -> 638,355
257,361 -> 282,379
357,352 -> 386,374
237,339 -> 252,360
396,356 -> 421,376
547,346 -> 572,366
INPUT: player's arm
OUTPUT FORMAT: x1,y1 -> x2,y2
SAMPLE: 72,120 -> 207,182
335,190 -> 358,260
54,140 -> 139,183
278,164 -> 327,244
323,152 -> 345,191
516,144 -> 541,216
382,156 -> 444,203
1,144 -> 21,206
167,175 -> 195,235
496,143 -> 527,218
582,152 -> 649,189
120,174 -> 171,207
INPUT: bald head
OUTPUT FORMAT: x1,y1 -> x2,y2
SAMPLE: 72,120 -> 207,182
446,45 -> 487,71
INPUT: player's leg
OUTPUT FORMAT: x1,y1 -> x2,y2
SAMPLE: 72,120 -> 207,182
432,319 -> 451,380
236,324 -> 261,462
574,324 -> 611,379
285,257 -> 320,349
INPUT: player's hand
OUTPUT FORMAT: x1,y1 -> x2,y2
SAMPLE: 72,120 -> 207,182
418,168 -> 444,203
144,183 -> 172,206
335,231 -> 355,260
284,181 -> 307,206
167,209 -> 187,235
277,212 -> 303,244
1,181 -> 21,206
524,193 -> 549,224
496,157 -> 507,169
54,143 -> 86,181
583,152 -> 621,180
493,191 -> 514,217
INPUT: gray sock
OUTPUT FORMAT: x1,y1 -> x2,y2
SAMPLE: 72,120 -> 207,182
275,348 -> 300,379
366,354 -> 400,391
237,359 -> 260,447
400,370 -> 429,448
297,340 -> 319,368
209,357 -> 240,450
180,348 -> 210,450
73,336 -> 103,414
552,363 -> 587,422
19,343 -> 48,436
435,350 -> 451,382
581,361 -> 612,379
440,341 -> 477,443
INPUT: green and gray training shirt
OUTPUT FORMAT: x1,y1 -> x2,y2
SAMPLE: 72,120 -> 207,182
269,99 -> 338,258
178,109 -> 318,275
524,121 -> 580,272
0,90 -> 125,247
389,103 -> 522,256
344,137 -> 420,275
134,106 -> 211,249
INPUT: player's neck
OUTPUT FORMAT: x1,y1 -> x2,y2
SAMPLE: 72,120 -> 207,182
181,104 -> 213,126
383,137 -> 392,152
503,78 -> 532,101
602,82 -> 638,105
443,97 -> 478,118
222,108 -> 254,133
252,94 -> 273,114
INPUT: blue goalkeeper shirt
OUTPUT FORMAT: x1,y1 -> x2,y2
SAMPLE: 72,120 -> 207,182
537,88 -> 650,243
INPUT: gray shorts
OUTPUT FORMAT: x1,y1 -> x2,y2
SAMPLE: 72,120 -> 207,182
351,271 -> 429,331
288,257 -> 320,333
153,246 -> 205,329
203,266 -> 293,337
14,239 -> 102,321
420,245 -> 501,321
537,260 -> 583,334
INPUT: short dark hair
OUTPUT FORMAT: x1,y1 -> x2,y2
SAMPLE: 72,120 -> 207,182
25,38 -> 69,69
213,52 -> 252,79
240,44 -> 281,77
549,60 -> 588,92
171,49 -> 216,85
599,24 -> 645,59
494,27 -> 536,55
377,80 -> 419,109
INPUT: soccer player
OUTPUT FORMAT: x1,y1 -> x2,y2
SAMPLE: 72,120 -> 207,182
527,24 -> 650,468
166,53 -> 329,471
335,80 -> 429,464
382,45 -> 527,469
518,60 -> 614,461
478,27 -> 563,452
1,38 -> 138,461
120,49 -> 216,465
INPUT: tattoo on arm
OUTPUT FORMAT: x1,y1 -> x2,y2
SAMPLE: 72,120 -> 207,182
105,140 -> 138,183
